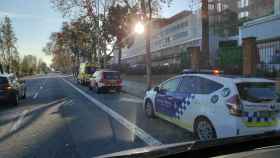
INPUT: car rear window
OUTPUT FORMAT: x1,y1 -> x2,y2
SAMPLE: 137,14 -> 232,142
237,82 -> 277,102
85,66 -> 97,74
103,72 -> 120,80
0,77 -> 8,84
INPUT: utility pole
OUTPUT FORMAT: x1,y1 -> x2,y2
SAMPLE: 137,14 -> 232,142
141,0 -> 152,89
201,0 -> 210,68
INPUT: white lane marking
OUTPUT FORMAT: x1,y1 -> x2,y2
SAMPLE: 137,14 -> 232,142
8,99 -> 68,133
10,110 -> 28,132
120,98 -> 143,104
33,92 -> 39,99
32,79 -> 47,99
62,78 -> 162,146
29,99 -> 68,113
24,75 -> 72,80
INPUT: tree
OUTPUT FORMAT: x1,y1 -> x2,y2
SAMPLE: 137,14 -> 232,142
21,55 -> 37,75
37,59 -> 50,74
104,4 -> 137,67
139,0 -> 172,89
50,0 -> 172,87
51,0 -> 103,65
50,0 -> 135,68
0,16 -> 19,73
43,18 -> 95,74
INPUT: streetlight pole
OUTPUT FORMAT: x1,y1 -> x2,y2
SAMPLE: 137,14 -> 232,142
141,0 -> 152,89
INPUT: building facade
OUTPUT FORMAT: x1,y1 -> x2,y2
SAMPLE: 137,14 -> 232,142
239,0 -> 280,71
118,11 -> 202,67
112,0 -> 278,69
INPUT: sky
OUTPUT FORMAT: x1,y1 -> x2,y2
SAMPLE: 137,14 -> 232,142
0,0 -> 191,66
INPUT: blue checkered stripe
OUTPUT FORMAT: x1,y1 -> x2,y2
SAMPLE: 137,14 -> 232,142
243,111 -> 276,122
175,94 -> 195,119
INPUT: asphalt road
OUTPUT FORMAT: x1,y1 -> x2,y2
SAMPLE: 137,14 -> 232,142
0,73 -> 194,158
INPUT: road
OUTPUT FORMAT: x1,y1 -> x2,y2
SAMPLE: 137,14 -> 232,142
0,73 -> 194,158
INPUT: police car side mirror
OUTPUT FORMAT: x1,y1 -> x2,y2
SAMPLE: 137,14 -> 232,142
154,86 -> 160,93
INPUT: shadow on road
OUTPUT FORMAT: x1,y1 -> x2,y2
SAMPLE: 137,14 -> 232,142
52,97 -> 146,157
0,98 -> 67,143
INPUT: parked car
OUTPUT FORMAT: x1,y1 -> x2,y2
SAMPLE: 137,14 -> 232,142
89,70 -> 122,93
0,74 -> 26,106
144,70 -> 280,141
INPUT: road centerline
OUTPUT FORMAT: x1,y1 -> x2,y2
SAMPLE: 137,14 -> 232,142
61,78 -> 162,146
32,79 -> 47,99
10,110 -> 28,132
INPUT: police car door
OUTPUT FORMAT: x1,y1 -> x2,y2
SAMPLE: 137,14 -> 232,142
175,76 -> 224,126
155,77 -> 182,118
174,76 -> 199,125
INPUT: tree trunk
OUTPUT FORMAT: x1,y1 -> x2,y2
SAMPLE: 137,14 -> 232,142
118,45 -> 122,69
93,42 -> 97,64
201,0 -> 210,68
142,0 -> 153,90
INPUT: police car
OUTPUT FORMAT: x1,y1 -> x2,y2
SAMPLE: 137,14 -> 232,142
143,70 -> 280,141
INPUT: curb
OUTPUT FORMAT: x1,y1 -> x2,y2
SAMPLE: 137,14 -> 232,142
121,89 -> 144,99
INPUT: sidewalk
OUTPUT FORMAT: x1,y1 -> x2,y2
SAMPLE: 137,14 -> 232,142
121,74 -> 175,98
122,80 -> 147,98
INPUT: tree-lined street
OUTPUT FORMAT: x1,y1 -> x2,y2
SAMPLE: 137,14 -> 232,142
0,0 -> 280,157
0,73 -> 193,158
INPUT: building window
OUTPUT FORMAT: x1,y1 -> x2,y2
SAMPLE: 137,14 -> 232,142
217,2 -> 222,12
239,11 -> 249,18
173,31 -> 188,40
238,0 -> 249,8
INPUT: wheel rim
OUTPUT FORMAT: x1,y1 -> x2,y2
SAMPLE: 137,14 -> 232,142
145,102 -> 152,116
196,120 -> 214,140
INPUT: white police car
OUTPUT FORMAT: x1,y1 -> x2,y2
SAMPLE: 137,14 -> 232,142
144,71 -> 280,141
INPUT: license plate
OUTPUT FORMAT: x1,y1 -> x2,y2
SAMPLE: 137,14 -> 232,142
259,111 -> 273,118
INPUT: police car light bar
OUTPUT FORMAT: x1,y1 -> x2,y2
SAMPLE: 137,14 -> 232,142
182,69 -> 224,75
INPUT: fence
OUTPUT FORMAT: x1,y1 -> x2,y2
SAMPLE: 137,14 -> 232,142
257,37 -> 280,77
218,46 -> 243,74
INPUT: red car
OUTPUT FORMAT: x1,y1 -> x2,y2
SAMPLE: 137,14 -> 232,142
89,70 -> 122,93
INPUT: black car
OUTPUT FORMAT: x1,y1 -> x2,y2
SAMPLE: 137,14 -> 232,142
0,74 -> 26,106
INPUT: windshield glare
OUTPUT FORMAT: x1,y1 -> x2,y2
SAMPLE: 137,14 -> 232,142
0,0 -> 280,157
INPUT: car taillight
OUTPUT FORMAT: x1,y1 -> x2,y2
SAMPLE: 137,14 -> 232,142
1,83 -> 11,90
226,95 -> 243,116
117,80 -> 122,84
100,78 -> 105,83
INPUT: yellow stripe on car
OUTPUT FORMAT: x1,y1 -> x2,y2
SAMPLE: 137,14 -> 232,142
243,120 -> 278,127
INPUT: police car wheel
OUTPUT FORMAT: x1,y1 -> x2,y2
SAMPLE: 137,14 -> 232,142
194,117 -> 217,141
145,100 -> 155,118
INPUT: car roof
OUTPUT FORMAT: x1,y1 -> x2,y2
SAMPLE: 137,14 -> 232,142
98,69 -> 119,73
179,74 -> 275,84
